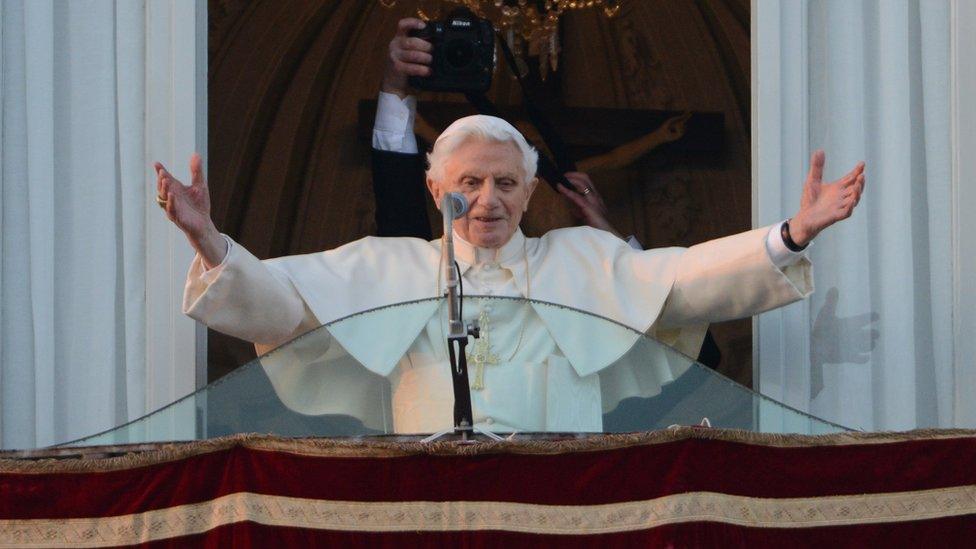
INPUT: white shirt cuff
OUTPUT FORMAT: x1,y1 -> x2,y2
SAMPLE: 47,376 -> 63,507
765,221 -> 808,268
372,91 -> 418,154
199,234 -> 234,284
625,235 -> 643,250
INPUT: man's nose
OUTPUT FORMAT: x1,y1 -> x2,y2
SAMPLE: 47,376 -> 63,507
477,180 -> 501,206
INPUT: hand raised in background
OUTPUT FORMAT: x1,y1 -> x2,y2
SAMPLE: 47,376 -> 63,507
557,171 -> 624,240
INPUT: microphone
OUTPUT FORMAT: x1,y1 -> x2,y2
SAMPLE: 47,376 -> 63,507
442,192 -> 468,221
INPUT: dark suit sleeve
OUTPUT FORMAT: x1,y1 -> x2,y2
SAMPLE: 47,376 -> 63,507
696,330 -> 721,369
371,148 -> 433,240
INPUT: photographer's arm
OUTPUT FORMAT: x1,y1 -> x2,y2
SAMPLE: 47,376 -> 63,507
371,18 -> 435,238
374,17 -> 431,155
371,127 -> 431,238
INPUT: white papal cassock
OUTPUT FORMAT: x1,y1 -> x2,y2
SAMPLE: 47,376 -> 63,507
183,225 -> 812,433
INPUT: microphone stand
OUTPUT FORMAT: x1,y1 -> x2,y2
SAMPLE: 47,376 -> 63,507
421,194 -> 505,444
441,194 -> 478,441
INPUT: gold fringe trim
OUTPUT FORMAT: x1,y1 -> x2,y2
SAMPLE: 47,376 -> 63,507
3,428 -> 976,475
3,485 -> 976,547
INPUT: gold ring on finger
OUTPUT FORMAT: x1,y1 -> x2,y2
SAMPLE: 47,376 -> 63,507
156,195 -> 168,208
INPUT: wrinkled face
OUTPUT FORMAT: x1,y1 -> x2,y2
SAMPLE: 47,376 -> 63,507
427,138 -> 538,249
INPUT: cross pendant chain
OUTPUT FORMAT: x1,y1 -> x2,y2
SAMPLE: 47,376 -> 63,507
468,309 -> 499,390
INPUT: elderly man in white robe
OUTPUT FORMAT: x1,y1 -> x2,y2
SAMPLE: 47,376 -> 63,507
154,116 -> 865,434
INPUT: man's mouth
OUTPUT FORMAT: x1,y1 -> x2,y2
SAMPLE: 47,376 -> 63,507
473,216 -> 503,223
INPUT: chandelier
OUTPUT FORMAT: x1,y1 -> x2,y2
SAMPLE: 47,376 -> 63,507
379,0 -> 622,79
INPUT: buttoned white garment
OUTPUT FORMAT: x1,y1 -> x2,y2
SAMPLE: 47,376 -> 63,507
387,232 -> 610,433
248,230 -> 674,433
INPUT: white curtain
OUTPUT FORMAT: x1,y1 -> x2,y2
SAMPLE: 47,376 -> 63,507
754,0 -> 962,431
0,0 -> 203,449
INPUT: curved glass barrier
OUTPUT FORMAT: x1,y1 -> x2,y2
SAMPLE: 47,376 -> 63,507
63,297 -> 850,446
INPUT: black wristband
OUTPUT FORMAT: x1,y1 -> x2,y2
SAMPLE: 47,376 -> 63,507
781,219 -> 808,252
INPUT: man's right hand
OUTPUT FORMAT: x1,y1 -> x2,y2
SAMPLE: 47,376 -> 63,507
154,153 -> 227,269
382,18 -> 433,98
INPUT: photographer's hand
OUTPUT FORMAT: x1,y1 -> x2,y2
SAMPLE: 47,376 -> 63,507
382,18 -> 433,98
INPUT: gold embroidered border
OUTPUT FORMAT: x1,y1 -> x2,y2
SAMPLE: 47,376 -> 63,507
5,428 -> 976,474
2,485 -> 975,548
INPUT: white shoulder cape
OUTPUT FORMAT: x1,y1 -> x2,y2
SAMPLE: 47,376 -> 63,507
263,227 -> 690,380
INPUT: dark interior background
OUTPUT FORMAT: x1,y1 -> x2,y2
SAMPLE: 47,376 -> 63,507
206,0 -> 753,387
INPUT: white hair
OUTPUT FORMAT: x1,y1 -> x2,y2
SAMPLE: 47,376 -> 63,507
426,115 -> 538,183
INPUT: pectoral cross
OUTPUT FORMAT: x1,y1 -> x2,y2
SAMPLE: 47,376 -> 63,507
468,309 -> 499,390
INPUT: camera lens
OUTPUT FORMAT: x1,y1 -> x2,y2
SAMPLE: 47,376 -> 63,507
444,39 -> 475,70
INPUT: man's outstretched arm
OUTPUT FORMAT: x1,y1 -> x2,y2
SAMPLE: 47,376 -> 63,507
658,150 -> 866,328
154,155 -> 312,346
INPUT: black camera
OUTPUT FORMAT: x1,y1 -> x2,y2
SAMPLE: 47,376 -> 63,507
408,9 -> 495,93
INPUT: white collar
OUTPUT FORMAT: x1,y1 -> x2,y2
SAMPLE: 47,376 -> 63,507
452,228 -> 526,268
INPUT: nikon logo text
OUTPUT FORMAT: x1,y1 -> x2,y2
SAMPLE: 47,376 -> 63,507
451,20 -> 472,27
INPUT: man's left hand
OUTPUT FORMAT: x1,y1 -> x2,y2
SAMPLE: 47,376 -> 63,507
791,149 -> 866,247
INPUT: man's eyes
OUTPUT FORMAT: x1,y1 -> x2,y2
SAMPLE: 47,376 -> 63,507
458,178 -> 517,188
